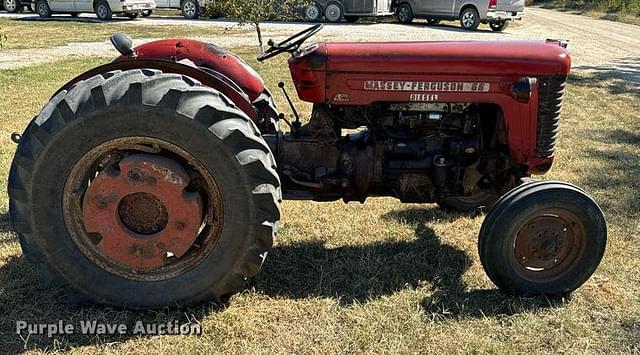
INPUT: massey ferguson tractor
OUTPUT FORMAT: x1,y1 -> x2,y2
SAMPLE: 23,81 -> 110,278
8,25 -> 607,308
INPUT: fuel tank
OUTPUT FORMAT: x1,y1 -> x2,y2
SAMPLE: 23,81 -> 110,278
121,39 -> 266,101
288,40 -> 571,105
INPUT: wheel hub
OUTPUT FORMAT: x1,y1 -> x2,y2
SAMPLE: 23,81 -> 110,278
514,215 -> 576,271
118,192 -> 169,235
82,154 -> 203,269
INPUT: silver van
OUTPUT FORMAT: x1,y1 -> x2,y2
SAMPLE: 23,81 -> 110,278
393,0 -> 524,31
304,0 -> 394,23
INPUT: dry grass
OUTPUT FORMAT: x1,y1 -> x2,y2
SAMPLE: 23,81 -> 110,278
0,18 -> 246,50
528,0 -> 640,26
0,48 -> 638,354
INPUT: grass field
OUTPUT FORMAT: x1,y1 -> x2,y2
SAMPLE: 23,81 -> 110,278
0,45 -> 639,353
0,18 -> 246,50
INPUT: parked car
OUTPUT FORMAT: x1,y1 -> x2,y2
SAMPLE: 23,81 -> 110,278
153,0 -> 213,19
34,0 -> 155,20
304,0 -> 393,23
392,0 -> 524,31
2,0 -> 34,13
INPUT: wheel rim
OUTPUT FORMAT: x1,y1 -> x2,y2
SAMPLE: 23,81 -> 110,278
305,5 -> 319,20
63,137 -> 224,281
184,1 -> 196,16
325,4 -> 340,22
37,2 -> 47,14
398,7 -> 409,22
512,209 -> 586,281
97,5 -> 107,18
5,0 -> 16,11
462,11 -> 475,27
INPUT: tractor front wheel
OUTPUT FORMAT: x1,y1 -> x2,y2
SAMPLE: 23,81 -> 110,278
8,69 -> 281,308
478,181 -> 606,296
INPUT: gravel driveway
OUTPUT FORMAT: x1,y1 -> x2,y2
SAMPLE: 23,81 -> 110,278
0,7 -> 638,74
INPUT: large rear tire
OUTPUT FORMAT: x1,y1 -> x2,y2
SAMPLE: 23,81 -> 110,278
8,69 -> 281,308
478,180 -> 606,296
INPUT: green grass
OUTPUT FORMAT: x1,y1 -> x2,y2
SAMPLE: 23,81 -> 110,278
528,0 -> 640,25
0,18 -> 246,50
0,51 -> 639,353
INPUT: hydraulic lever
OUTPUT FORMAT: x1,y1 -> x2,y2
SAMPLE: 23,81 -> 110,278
278,82 -> 302,134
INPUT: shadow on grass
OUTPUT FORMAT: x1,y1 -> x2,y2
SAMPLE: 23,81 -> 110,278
259,206 -> 561,318
572,57 -> 640,96
0,254 -> 219,353
579,126 -> 640,218
0,207 -> 560,352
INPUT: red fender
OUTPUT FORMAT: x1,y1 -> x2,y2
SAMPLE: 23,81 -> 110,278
121,39 -> 266,102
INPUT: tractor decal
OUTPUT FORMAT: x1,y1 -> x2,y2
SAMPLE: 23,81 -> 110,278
364,80 -> 490,92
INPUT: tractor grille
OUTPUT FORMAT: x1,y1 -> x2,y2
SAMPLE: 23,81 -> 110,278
536,76 -> 567,158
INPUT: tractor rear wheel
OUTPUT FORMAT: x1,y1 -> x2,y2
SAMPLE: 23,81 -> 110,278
478,180 -> 606,296
8,69 -> 281,308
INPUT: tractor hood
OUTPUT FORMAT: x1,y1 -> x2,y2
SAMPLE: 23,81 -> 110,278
289,40 -> 571,103
322,40 -> 571,76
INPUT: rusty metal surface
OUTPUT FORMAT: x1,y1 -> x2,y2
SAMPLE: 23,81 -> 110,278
513,209 -> 585,279
63,137 -> 224,281
82,154 -> 203,269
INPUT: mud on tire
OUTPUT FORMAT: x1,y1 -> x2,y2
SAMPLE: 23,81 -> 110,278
8,69 -> 281,308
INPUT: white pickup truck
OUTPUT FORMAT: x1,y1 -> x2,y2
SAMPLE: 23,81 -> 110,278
34,0 -> 155,20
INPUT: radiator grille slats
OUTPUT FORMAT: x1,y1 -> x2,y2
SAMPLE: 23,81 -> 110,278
536,76 -> 566,158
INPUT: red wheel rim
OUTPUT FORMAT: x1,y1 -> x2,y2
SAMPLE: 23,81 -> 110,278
63,137 -> 224,281
511,208 -> 587,282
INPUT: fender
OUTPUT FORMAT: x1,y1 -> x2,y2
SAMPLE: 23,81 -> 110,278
54,59 -> 257,120
122,39 -> 266,102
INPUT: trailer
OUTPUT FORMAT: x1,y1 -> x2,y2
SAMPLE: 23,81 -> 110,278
304,0 -> 393,22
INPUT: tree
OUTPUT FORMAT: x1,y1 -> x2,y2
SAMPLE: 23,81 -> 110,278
210,0 -> 310,53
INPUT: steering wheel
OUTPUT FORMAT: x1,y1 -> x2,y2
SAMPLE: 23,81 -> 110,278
257,24 -> 324,62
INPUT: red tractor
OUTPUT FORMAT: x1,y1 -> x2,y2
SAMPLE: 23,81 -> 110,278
9,25 -> 607,308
